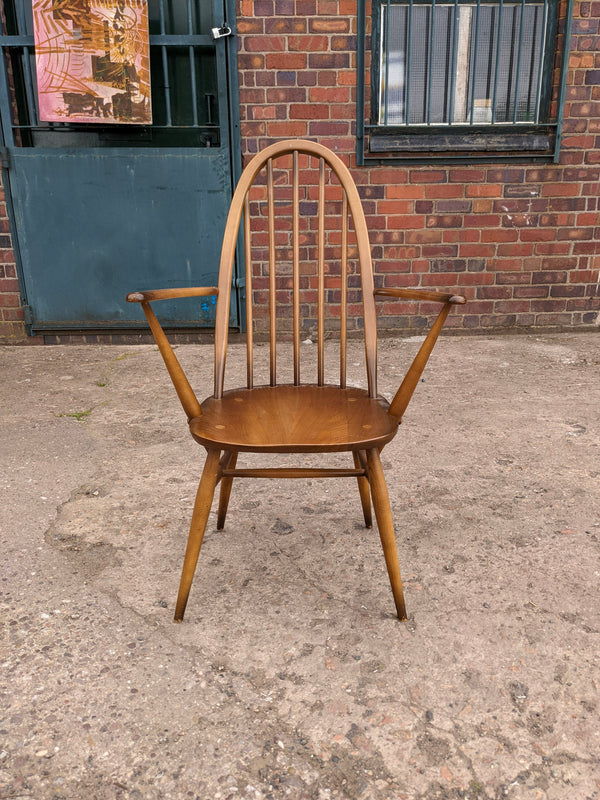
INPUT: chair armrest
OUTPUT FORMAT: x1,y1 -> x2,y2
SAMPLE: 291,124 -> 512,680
127,287 -> 218,303
375,287 -> 466,420
374,287 -> 465,304
126,287 -> 218,421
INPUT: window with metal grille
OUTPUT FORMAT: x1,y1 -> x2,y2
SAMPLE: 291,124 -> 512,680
0,0 -> 225,148
357,0 -> 572,162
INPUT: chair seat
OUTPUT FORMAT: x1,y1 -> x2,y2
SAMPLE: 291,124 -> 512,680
189,385 -> 399,453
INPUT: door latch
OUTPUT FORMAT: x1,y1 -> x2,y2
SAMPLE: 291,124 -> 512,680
211,22 -> 232,39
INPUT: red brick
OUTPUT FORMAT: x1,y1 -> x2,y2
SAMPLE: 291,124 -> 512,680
501,214 -> 540,228
410,170 -> 448,184
557,226 -> 595,240
422,245 -> 459,257
308,53 -> 349,69
525,168 -> 561,182
466,184 -> 503,198
377,200 -> 414,215
463,215 -> 501,227
520,229 -> 557,242
494,300 -> 532,313
515,314 -> 536,326
570,270 -> 599,282
421,273 -> 467,289
448,168 -> 486,183
496,243 -> 532,257
246,36 -> 286,52
331,36 -> 356,51
386,184 -> 424,199
289,103 -> 330,119
309,18 -> 350,33
472,199 -> 494,213
0,293 -> 21,307
534,242 -> 573,255
496,271 -> 532,285
379,274 -> 419,288
563,135 -> 596,149
534,312 -> 575,326
249,106 -> 276,119
424,185 -> 463,199
387,215 -> 426,230
487,168 -> 525,183
541,182 -> 582,197
573,241 -> 600,253
538,213 -> 577,226
266,121 -> 309,137
514,286 -> 549,299
444,230 -> 480,243
426,215 -> 462,228
532,271 -> 569,284
1,306 -> 24,321
330,104 -> 356,120
238,19 -> 265,33
504,183 -> 541,199
308,122 -> 350,137
478,313 -> 517,327
459,244 -> 496,258
265,53 -> 307,70
551,284 -> 587,297
481,229 -> 519,242
289,36 -> 329,51
309,87 -> 350,103
477,286 -> 512,299
238,53 -> 265,70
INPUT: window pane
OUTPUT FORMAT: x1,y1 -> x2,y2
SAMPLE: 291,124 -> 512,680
380,1 -> 547,126
470,4 -> 546,122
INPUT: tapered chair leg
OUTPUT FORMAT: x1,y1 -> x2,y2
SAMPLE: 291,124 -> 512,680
174,449 -> 221,622
366,448 -> 407,621
217,451 -> 237,530
353,450 -> 372,528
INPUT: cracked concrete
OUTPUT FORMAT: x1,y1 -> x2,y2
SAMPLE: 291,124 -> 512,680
1,333 -> 599,799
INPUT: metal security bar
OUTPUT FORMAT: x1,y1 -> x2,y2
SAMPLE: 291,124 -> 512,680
378,0 -> 549,127
0,0 -> 222,147
357,0 -> 573,163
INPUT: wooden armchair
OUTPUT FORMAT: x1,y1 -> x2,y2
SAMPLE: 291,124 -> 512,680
127,139 -> 465,623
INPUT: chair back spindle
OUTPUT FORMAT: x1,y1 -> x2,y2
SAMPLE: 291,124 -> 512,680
317,157 -> 326,387
268,158 -> 277,386
340,192 -> 348,389
244,193 -> 253,389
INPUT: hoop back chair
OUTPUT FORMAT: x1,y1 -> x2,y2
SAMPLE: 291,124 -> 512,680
127,139 -> 465,623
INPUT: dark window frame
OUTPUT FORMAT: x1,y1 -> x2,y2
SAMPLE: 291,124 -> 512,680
356,0 -> 574,164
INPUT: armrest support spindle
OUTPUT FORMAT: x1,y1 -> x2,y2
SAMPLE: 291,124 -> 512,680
374,288 -> 466,421
127,288 -> 218,420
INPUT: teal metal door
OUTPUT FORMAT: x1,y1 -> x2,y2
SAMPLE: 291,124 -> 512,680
0,0 -> 240,331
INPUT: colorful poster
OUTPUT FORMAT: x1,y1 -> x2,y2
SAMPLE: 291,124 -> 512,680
33,0 -> 152,124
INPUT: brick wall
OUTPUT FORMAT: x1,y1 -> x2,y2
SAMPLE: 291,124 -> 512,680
237,0 -> 600,335
0,174 -> 26,342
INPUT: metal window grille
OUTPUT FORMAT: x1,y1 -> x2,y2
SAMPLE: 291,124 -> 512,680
0,0 -> 222,147
357,0 -> 573,162
378,0 -> 549,127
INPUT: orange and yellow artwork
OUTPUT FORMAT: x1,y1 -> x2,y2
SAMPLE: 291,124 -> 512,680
33,0 -> 152,124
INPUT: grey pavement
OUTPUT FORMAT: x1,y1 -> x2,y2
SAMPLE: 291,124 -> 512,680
1,333 -> 599,800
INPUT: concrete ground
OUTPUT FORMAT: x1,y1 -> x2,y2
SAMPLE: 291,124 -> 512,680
0,332 -> 599,800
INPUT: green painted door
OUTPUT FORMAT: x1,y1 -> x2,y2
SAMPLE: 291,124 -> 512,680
0,0 -> 239,331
